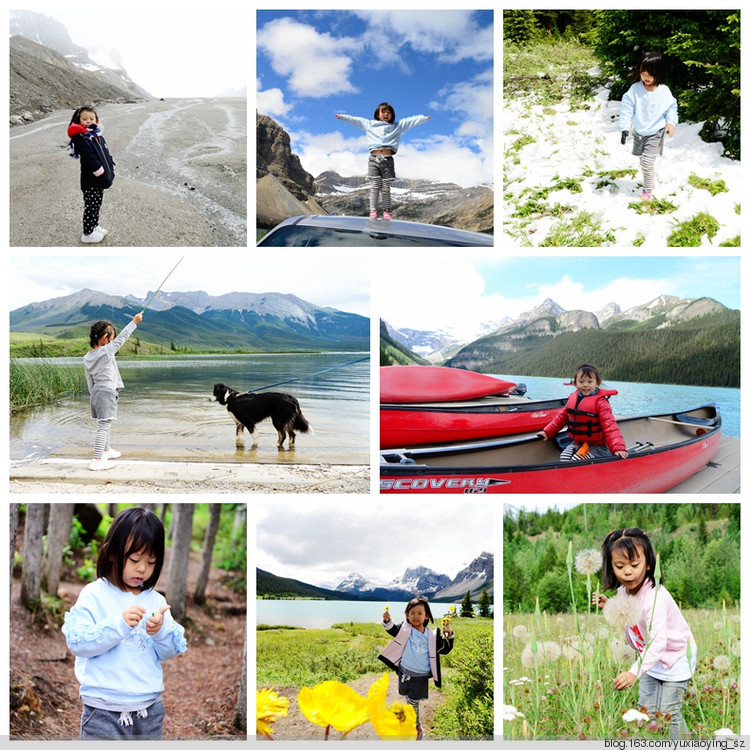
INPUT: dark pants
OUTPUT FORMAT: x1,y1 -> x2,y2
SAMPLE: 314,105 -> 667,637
80,701 -> 165,740
82,187 -> 104,235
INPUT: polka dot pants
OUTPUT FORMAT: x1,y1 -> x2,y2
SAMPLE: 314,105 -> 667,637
82,187 -> 104,235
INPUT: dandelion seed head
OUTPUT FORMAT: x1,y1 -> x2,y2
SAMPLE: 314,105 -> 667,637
520,641 -> 561,668
713,655 -> 730,672
603,593 -> 642,629
713,621 -> 723,631
715,728 -> 738,737
512,624 -> 528,640
575,548 -> 602,575
622,709 -> 650,722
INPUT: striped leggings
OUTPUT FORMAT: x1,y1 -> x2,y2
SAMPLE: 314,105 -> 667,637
367,155 -> 395,212
640,155 -> 657,193
93,419 -> 112,459
405,696 -> 422,731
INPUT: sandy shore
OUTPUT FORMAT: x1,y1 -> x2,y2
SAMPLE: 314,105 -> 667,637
10,98 -> 247,247
10,458 -> 370,494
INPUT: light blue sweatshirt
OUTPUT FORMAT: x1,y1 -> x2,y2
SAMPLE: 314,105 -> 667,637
62,578 -> 187,711
336,114 -> 430,153
619,81 -> 678,136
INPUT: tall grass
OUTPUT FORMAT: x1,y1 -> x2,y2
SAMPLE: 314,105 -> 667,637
10,358 -> 87,412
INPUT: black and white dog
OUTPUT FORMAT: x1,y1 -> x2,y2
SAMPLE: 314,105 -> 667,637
210,383 -> 311,449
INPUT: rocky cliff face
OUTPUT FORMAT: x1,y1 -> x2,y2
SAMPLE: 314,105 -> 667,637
256,113 -> 326,229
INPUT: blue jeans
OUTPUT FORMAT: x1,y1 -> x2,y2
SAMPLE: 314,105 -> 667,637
80,701 -> 164,740
639,673 -> 689,740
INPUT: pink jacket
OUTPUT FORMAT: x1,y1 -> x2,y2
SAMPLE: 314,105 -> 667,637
622,580 -> 695,678
378,622 -> 454,687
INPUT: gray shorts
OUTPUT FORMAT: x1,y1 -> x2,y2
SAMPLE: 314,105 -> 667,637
90,387 -> 119,420
632,128 -> 666,157
80,700 -> 164,739
368,153 -> 396,181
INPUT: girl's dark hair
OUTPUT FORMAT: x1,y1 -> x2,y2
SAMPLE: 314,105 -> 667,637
632,51 -> 667,85
97,507 -> 165,591
374,102 -> 396,122
405,596 -> 434,624
70,106 -> 99,126
574,363 -> 602,384
89,320 -> 116,348
601,527 -> 662,591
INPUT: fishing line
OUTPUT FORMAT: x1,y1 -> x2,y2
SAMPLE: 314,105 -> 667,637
141,257 -> 185,313
251,355 -> 370,393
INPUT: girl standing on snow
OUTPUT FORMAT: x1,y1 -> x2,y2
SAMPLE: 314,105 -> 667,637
62,507 -> 186,739
378,598 -> 454,740
67,105 -> 116,243
619,52 -> 678,202
335,103 -> 430,219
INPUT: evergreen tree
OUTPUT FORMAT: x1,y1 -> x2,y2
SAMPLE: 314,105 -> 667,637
503,10 -> 540,46
460,590 -> 475,618
478,588 -> 492,618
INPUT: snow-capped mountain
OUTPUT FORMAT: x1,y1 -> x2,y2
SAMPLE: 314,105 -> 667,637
385,566 -> 451,596
433,551 -> 494,599
335,573 -> 376,593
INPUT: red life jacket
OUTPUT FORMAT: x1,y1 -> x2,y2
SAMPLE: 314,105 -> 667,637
565,388 -> 618,444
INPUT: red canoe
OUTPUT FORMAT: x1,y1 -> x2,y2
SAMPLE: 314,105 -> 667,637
381,366 -> 516,404
380,405 -> 721,494
380,396 -> 566,448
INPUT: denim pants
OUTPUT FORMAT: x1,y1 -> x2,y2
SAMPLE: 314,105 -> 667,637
80,701 -> 165,740
639,673 -> 689,740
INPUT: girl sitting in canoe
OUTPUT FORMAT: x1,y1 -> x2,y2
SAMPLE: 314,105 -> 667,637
537,363 -> 628,460
594,528 -> 696,739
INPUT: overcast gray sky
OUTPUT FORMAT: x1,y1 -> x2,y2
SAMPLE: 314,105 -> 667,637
256,500 -> 495,589
16,3 -> 247,97
8,254 -> 370,317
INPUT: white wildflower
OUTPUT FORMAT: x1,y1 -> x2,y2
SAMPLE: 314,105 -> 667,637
602,593 -> 642,629
622,709 -> 649,722
575,548 -> 602,575
504,705 -> 525,721
714,728 -> 738,737
713,655 -> 730,672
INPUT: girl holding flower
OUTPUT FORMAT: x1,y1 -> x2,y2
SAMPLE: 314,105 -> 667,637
379,597 -> 454,740
594,528 -> 696,740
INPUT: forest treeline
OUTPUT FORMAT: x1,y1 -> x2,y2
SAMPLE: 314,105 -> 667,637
503,503 -> 740,614
504,9 -> 740,159
447,312 -> 739,388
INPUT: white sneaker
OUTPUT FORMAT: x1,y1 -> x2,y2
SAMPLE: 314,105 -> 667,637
103,448 -> 121,459
89,458 -> 114,471
95,225 -> 108,236
81,227 -> 105,243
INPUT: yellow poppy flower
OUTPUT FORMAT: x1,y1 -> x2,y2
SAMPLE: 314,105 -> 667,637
298,680 -> 368,732
366,673 -> 418,739
256,688 -> 290,737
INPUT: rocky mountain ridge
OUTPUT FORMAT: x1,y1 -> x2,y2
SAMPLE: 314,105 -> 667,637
10,11 -> 149,124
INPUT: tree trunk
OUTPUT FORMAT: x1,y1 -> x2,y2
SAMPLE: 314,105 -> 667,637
20,504 -> 46,610
41,504 -> 74,596
166,504 -> 194,622
233,635 -> 247,733
194,504 -> 222,605
10,504 -> 20,606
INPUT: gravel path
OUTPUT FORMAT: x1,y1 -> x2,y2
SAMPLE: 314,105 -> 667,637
10,98 -> 247,247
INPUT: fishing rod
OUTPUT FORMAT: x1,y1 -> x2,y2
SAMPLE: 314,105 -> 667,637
141,256 -> 185,313
251,355 -> 370,393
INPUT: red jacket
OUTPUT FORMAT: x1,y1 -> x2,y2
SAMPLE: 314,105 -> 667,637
542,388 -> 626,453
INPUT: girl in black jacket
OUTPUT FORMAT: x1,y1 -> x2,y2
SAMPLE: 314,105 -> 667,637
67,106 -> 116,243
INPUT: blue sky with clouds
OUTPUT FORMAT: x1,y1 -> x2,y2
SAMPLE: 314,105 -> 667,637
256,9 -> 493,187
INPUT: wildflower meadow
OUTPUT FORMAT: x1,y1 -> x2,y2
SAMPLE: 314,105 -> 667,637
503,504 -> 740,739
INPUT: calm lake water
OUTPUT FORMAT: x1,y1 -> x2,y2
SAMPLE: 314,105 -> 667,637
10,353 -> 369,465
495,374 -> 740,438
257,599 -> 466,629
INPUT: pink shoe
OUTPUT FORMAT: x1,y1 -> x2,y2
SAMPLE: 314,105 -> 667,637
369,210 -> 378,219
383,210 -> 392,220
641,191 -> 653,202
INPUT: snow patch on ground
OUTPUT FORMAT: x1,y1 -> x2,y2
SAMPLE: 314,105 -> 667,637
504,86 -> 741,246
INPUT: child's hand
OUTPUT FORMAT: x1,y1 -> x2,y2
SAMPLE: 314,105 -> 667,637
614,450 -> 628,459
593,592 -> 607,609
613,671 -> 636,690
146,605 -> 171,636
122,605 -> 146,627
383,608 -> 391,623
442,621 -> 453,637
621,130 -> 629,145
335,114 -> 342,119
536,431 -> 548,440
666,124 -> 675,138
133,311 -> 143,324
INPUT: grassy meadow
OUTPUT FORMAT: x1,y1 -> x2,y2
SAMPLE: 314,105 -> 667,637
503,608 -> 739,739
257,617 -> 494,738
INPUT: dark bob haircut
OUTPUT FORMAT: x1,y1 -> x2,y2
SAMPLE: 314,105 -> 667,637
404,596 -> 434,624
632,51 -> 668,86
70,106 -> 99,126
373,102 -> 396,122
89,320 -> 116,348
600,527 -> 662,591
573,363 -> 602,384
97,507 -> 165,591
